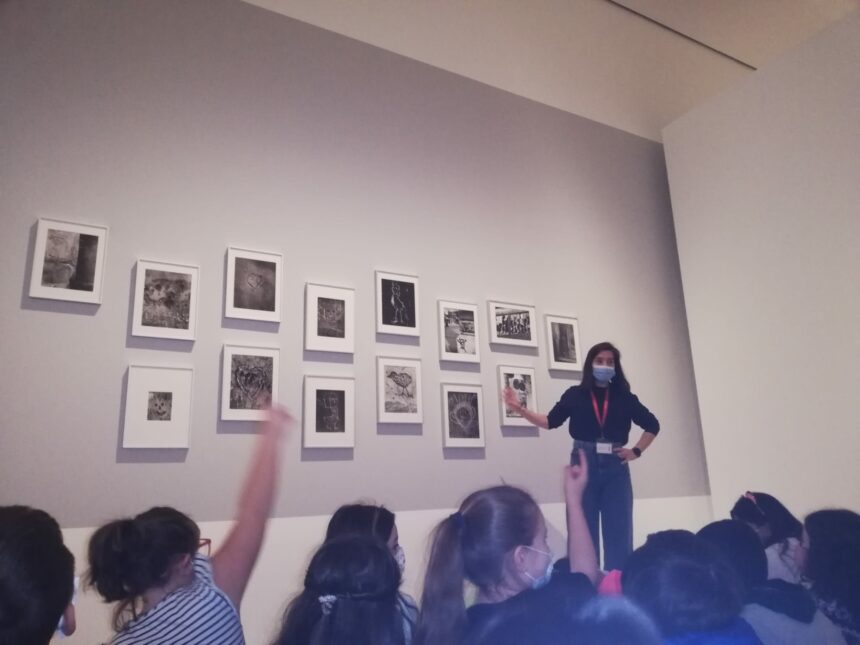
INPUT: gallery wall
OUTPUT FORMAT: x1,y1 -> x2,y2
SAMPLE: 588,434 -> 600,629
663,11 -> 860,519
0,0 -> 708,533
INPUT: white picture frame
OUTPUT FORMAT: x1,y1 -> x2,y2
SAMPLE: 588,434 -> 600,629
304,283 -> 355,353
131,259 -> 200,340
29,218 -> 108,304
498,365 -> 538,426
225,247 -> 282,322
221,344 -> 280,421
375,270 -> 420,336
303,375 -> 356,448
545,314 -> 583,371
487,301 -> 538,348
123,365 -> 193,449
437,300 -> 480,363
441,383 -> 485,448
377,356 -> 423,423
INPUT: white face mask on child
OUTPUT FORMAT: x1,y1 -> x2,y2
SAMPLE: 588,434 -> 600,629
394,545 -> 406,574
522,545 -> 554,590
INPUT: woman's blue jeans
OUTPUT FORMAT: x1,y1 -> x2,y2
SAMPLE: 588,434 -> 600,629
572,440 -> 633,571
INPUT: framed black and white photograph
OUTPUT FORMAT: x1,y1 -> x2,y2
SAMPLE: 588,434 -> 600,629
221,344 -> 279,421
303,375 -> 355,448
545,314 -> 583,371
123,365 -> 193,448
29,218 -> 108,304
441,383 -> 485,448
488,301 -> 538,348
131,259 -> 199,340
438,300 -> 480,363
377,356 -> 423,423
304,283 -> 355,353
375,271 -> 419,336
225,247 -> 282,322
497,365 -> 538,426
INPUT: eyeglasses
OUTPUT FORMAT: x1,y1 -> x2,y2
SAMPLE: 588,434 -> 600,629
198,538 -> 212,556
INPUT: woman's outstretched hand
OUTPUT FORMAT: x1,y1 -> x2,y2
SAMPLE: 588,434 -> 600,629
502,386 -> 523,412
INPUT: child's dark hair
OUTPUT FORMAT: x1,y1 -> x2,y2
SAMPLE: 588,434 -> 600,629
572,596 -> 661,645
325,503 -> 395,543
697,519 -> 768,597
730,491 -> 802,548
86,506 -> 199,630
0,505 -> 75,645
413,485 -> 542,645
275,535 -> 404,645
622,530 -> 744,637
804,509 -> 860,619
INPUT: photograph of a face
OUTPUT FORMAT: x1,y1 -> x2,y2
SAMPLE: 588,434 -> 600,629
304,283 -> 355,353
29,218 -> 108,304
123,365 -> 193,449
132,260 -> 199,340
147,392 -> 173,421
377,357 -> 423,423
376,271 -> 420,336
221,345 -> 279,421
488,301 -> 538,348
442,384 -> 485,448
545,315 -> 583,371
438,300 -> 480,363
303,376 -> 355,448
225,247 -> 282,322
498,365 -> 538,427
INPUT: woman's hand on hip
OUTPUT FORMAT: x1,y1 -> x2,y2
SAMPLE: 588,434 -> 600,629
613,447 -> 639,463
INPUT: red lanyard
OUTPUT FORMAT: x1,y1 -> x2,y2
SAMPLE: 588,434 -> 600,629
591,390 -> 609,428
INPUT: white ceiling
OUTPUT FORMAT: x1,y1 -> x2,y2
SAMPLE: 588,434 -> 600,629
241,0 -> 859,141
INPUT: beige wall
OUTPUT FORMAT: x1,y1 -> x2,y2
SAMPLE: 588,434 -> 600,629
0,0 -> 708,530
664,11 -> 860,519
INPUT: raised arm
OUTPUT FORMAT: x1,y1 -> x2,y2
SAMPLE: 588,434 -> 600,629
564,451 -> 599,584
503,387 -> 549,429
212,406 -> 292,609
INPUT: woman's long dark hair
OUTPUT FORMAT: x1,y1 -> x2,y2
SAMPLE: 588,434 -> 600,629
275,535 -> 404,645
413,486 -> 542,645
580,342 -> 630,391
86,507 -> 199,630
804,509 -> 860,618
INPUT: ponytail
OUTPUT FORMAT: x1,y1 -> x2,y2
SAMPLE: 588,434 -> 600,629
415,486 -> 541,645
414,513 -> 468,645
86,507 -> 199,630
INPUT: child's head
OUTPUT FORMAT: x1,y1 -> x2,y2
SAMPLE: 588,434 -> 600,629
276,535 -> 404,645
325,503 -> 404,570
730,491 -> 802,547
622,530 -> 744,638
697,519 -> 768,596
804,509 -> 860,617
87,506 -> 200,628
0,505 -> 76,645
415,485 -> 547,645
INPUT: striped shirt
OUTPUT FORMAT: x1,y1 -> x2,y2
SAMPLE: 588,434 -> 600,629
112,554 -> 245,645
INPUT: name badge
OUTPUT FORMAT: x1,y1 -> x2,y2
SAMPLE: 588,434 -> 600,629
596,441 -> 614,455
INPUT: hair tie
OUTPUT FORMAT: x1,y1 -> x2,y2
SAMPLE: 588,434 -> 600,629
449,511 -> 465,529
318,594 -> 336,615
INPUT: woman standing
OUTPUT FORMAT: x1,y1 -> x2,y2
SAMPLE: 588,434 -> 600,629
503,341 -> 659,570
